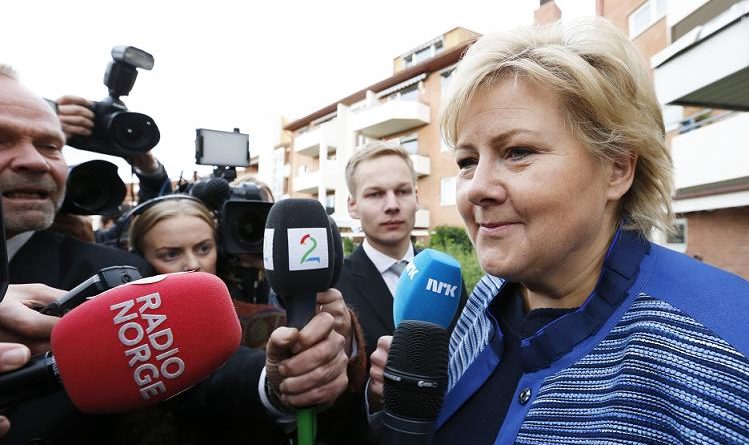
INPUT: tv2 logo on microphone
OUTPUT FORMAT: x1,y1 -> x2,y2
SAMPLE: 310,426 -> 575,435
286,228 -> 329,271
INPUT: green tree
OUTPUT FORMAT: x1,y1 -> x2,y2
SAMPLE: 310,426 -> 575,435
342,237 -> 355,257
425,226 -> 482,293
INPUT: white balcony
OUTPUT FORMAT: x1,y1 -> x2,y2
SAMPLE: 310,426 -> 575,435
414,209 -> 430,228
410,154 -> 430,177
653,1 -> 749,111
292,165 -> 338,194
294,123 -> 338,157
352,100 -> 431,139
671,112 -> 749,212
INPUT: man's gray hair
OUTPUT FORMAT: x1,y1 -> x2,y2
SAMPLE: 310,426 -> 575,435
0,63 -> 19,80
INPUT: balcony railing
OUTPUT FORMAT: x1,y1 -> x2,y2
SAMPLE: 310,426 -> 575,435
351,100 -> 431,139
410,154 -> 431,177
294,123 -> 338,157
292,164 -> 338,194
672,112 -> 749,192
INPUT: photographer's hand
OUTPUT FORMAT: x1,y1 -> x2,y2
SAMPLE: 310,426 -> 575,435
127,152 -> 161,175
0,284 -> 63,354
56,95 -> 94,139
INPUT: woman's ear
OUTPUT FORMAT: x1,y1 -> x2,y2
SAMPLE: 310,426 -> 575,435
606,154 -> 637,201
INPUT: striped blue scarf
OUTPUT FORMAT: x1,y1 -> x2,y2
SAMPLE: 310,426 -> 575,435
447,274 -> 504,390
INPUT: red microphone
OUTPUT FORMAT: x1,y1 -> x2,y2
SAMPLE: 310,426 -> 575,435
0,272 -> 241,413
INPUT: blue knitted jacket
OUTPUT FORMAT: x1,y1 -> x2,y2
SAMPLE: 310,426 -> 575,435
438,232 -> 749,444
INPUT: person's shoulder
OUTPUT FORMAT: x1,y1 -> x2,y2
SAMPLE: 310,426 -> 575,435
54,231 -> 154,274
647,243 -> 749,294
642,242 -> 749,353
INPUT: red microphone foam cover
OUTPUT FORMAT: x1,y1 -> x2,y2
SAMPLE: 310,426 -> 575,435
51,272 -> 241,413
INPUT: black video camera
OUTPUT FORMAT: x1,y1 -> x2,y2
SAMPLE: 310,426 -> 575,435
67,46 -> 160,158
189,128 -> 271,255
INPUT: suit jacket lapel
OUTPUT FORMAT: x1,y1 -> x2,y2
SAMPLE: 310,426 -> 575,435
349,245 -> 395,335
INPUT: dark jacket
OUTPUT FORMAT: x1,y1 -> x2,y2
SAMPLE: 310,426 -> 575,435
4,230 -> 154,445
333,244 -> 468,444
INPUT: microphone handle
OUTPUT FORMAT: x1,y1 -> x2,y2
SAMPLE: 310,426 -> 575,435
0,352 -> 60,409
282,292 -> 318,445
382,411 -> 435,445
283,292 -> 317,330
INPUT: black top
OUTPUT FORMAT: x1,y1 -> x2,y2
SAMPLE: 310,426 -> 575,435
435,285 -> 574,445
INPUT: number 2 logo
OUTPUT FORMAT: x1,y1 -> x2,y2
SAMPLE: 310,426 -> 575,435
300,234 -> 321,264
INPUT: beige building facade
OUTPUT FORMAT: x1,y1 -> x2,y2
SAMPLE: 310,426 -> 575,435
277,27 -> 478,237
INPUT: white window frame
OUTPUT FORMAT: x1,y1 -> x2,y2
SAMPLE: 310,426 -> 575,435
403,38 -> 445,68
440,176 -> 457,206
628,0 -> 668,38
665,217 -> 687,253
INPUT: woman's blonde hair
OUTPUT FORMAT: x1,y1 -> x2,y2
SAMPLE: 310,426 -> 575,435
128,197 -> 216,254
441,16 -> 674,236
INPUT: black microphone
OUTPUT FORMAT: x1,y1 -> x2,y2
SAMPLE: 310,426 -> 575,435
382,320 -> 450,445
263,198 -> 336,328
263,198 -> 340,445
189,175 -> 231,211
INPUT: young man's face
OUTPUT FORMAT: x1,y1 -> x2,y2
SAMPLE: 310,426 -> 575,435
348,155 -> 418,255
0,77 -> 67,238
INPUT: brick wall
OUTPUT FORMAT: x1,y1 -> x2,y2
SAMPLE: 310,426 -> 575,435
685,207 -> 749,280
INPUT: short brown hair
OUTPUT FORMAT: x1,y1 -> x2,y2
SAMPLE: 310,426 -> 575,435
345,140 -> 416,196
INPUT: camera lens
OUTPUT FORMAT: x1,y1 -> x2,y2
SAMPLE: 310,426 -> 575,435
232,211 -> 265,245
69,178 -> 108,210
108,111 -> 160,152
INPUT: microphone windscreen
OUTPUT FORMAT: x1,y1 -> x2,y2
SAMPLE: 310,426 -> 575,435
393,248 -> 461,329
384,320 -> 449,421
327,216 -> 343,288
51,272 -> 241,413
263,199 -> 334,295
189,176 -> 231,211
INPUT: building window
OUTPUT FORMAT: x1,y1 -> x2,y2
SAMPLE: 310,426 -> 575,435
403,39 -> 445,68
665,218 -> 687,252
440,176 -> 456,206
629,0 -> 667,38
356,133 -> 370,148
400,134 -> 419,154
388,83 -> 419,102
325,194 -> 335,214
662,104 -> 684,132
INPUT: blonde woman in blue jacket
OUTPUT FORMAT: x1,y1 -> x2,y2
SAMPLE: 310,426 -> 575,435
369,16 -> 749,445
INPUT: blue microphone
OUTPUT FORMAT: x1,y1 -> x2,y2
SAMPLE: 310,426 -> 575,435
393,249 -> 462,328
383,249 -> 462,445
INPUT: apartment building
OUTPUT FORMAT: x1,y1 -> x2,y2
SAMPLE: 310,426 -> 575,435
276,27 -> 479,237
534,0 -> 749,279
598,0 -> 749,279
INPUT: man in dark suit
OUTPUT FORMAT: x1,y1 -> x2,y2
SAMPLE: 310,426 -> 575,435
335,142 -> 468,440
0,63 -> 156,445
337,141 -> 420,362
332,141 -> 422,444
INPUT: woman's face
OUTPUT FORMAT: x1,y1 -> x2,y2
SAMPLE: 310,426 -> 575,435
454,77 -> 631,289
141,214 -> 217,275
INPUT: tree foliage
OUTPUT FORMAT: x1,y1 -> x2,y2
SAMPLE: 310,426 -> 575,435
421,226 -> 483,293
